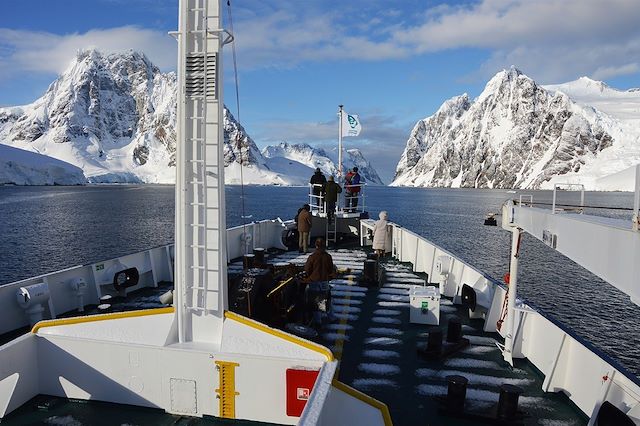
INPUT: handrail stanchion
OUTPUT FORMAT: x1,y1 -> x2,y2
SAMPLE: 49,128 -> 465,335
634,164 -> 640,231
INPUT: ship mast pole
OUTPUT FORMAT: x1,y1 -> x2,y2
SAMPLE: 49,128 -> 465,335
338,104 -> 344,181
503,227 -> 520,366
174,0 -> 228,344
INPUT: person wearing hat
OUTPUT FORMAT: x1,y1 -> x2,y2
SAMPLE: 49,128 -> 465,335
309,167 -> 327,209
345,167 -> 362,212
323,175 -> 342,222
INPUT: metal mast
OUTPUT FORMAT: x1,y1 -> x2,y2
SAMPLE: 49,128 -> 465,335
338,104 -> 344,180
175,0 -> 231,344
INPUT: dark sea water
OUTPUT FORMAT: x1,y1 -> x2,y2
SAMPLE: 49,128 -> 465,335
1,184 -> 639,381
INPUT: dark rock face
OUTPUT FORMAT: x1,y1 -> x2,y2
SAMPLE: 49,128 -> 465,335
223,108 -> 264,167
393,68 -> 615,189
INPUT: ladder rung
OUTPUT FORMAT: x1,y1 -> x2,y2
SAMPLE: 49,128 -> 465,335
190,266 -> 206,270
190,286 -> 218,292
190,202 -> 206,206
190,244 -> 206,248
188,160 -> 205,163
189,7 -> 205,11
191,223 -> 206,227
186,306 -> 216,313
188,137 -> 205,141
206,227 -> 219,231
189,181 -> 204,184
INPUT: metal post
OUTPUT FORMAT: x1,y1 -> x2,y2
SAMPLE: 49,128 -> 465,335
338,104 -> 343,180
552,185 -> 557,214
634,164 -> 640,231
503,227 -> 520,366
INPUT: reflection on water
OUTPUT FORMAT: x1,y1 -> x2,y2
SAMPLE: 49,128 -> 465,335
1,184 -> 639,379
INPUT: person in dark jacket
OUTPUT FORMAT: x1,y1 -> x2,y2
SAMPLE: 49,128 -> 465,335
304,238 -> 335,282
309,168 -> 327,208
344,167 -> 362,212
323,176 -> 342,222
303,238 -> 336,324
297,204 -> 312,253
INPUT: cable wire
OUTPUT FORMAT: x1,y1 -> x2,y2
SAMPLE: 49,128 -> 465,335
226,0 -> 249,254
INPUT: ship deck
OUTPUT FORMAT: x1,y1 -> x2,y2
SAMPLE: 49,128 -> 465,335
1,246 -> 588,425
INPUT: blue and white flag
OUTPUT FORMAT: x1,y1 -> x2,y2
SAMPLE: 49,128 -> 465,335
341,112 -> 362,137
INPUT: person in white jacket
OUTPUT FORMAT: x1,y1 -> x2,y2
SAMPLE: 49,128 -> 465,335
372,211 -> 389,257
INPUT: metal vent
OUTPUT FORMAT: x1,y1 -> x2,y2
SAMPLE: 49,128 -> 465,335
185,53 -> 217,98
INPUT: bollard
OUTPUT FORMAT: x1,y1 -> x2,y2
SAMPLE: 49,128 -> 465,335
447,317 -> 463,343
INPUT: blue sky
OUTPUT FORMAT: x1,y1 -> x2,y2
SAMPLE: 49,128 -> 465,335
2,0 -> 640,182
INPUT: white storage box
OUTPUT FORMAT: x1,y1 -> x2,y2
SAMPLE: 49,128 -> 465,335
409,285 -> 440,325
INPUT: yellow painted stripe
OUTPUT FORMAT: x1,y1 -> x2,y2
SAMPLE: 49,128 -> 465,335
332,379 -> 393,426
332,275 -> 355,364
31,307 -> 175,333
224,311 -> 334,362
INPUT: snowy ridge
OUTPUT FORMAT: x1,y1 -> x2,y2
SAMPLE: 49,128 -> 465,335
0,50 -> 383,186
262,142 -> 384,185
0,144 -> 86,185
392,68 -> 640,190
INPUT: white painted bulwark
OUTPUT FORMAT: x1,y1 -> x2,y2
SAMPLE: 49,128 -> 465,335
509,205 -> 640,305
0,334 -> 38,417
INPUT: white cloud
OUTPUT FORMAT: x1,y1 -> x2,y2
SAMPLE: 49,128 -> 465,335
390,0 -> 640,82
3,1 -> 639,83
593,63 -> 639,80
231,0 -> 640,81
0,26 -> 176,78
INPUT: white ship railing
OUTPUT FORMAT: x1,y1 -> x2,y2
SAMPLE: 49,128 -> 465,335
0,219 -> 288,336
308,183 -> 367,217
552,183 -> 585,214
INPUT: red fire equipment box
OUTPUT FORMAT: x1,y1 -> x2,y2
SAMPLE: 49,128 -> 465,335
286,368 -> 320,417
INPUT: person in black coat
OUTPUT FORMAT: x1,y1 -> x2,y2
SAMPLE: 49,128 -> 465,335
309,168 -> 327,208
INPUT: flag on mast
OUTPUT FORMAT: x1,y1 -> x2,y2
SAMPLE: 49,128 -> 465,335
341,112 -> 362,137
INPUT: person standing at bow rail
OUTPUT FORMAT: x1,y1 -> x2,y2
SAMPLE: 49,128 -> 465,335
373,211 -> 389,257
309,168 -> 326,209
345,167 -> 362,212
324,176 -> 342,223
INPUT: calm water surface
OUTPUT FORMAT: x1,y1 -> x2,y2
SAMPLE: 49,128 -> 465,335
1,184 -> 639,381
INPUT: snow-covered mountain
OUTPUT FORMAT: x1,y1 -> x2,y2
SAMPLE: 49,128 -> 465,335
261,142 -> 384,185
0,144 -> 86,185
392,68 -> 640,190
0,49 -> 288,185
